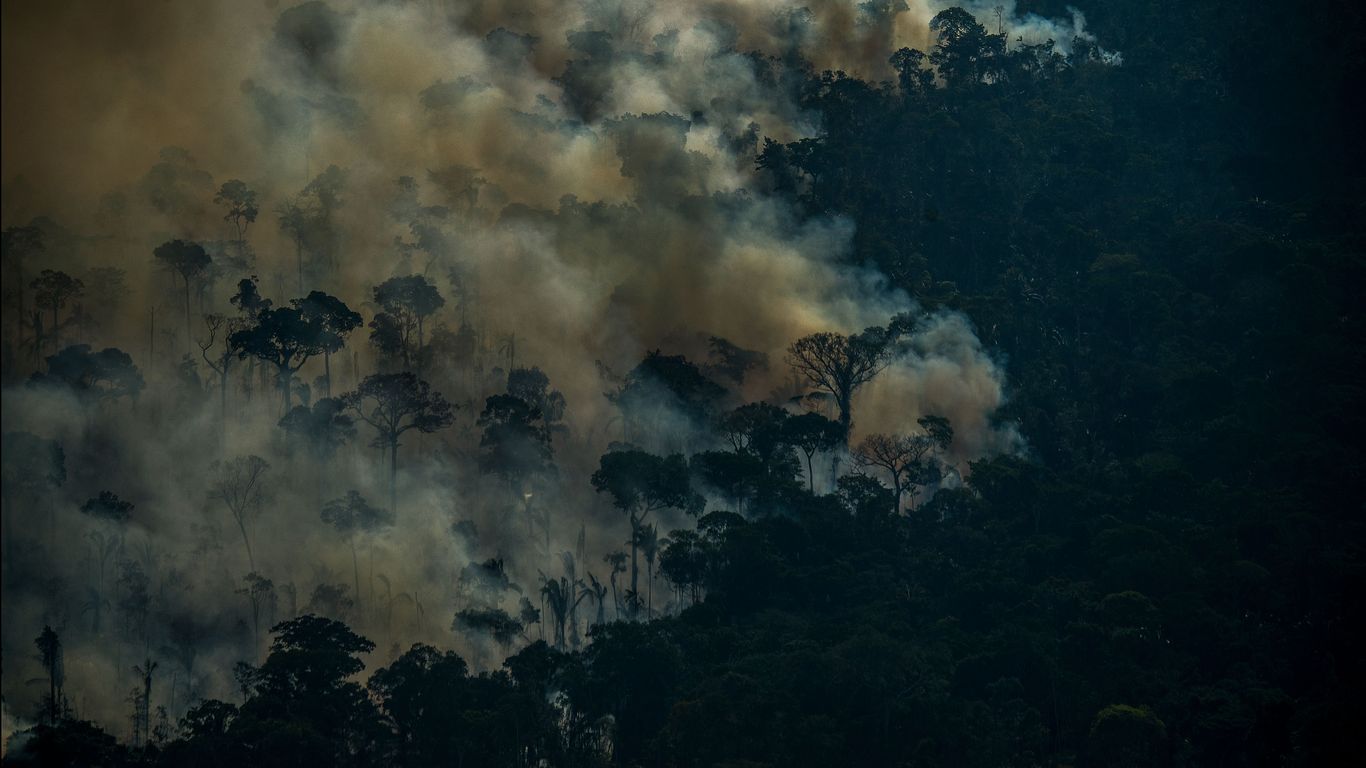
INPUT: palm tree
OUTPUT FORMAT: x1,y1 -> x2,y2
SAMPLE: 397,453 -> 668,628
603,551 -> 627,620
586,573 -> 608,627
132,658 -> 158,747
539,577 -> 569,649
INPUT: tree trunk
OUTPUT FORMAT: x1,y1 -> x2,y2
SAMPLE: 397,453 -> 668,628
805,451 -> 816,494
324,350 -> 332,398
183,278 -> 192,354
236,516 -> 255,573
219,367 -> 229,447
838,390 -> 853,439
279,366 -> 291,414
629,515 -> 640,607
389,435 -> 399,514
351,539 -> 362,615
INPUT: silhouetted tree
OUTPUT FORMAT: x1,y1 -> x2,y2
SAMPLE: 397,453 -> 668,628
782,411 -> 847,492
592,450 -> 702,611
2,224 -> 44,352
28,344 -> 145,404
369,275 -> 444,372
153,239 -> 212,350
477,393 -> 553,523
237,572 -> 277,657
342,372 -> 455,512
786,327 -> 894,436
229,303 -> 328,412
209,455 -> 270,571
30,269 -> 84,350
230,615 -> 383,767
321,490 -> 393,615
35,625 -> 66,725
294,290 -> 362,397
215,179 -> 259,268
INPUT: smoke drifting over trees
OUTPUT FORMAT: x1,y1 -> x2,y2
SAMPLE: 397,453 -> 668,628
3,0 -> 1364,765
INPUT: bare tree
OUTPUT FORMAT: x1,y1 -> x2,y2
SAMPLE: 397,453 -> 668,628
209,456 -> 270,571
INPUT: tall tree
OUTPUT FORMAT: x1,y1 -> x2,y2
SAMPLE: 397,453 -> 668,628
209,455 -> 270,571
229,304 -> 327,413
153,240 -> 212,351
280,397 -> 356,503
35,625 -> 65,725
591,450 -> 702,610
200,313 -> 247,433
342,373 -> 455,513
368,275 -> 444,372
782,411 -> 847,493
2,225 -> 43,352
214,180 -> 259,268
476,394 -> 553,529
294,291 -> 362,398
30,269 -> 84,350
785,326 -> 895,436
852,415 -> 953,511
320,490 -> 393,616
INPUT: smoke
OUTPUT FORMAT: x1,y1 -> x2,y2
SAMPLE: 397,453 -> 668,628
0,0 -> 1094,736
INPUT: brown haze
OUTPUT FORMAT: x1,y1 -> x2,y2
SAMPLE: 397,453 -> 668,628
0,0 -> 1108,740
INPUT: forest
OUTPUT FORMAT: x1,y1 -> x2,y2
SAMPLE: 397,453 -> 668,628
1,0 -> 1363,766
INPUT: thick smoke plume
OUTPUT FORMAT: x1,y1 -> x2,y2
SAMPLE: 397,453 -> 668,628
0,0 -> 1059,737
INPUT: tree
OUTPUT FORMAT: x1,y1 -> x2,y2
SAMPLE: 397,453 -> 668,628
786,327 -> 895,436
659,529 -> 708,606
369,275 -> 444,371
1086,705 -> 1168,767
928,7 -> 1005,88
477,394 -> 553,520
215,180 -> 259,268
854,415 -> 954,511
2,225 -> 43,352
591,450 -> 702,608
35,625 -> 65,725
30,269 -> 84,349
232,615 -> 383,767
614,351 -> 726,450
200,313 -> 242,433
154,239 -> 212,350
276,200 -> 310,294
603,551 -> 628,620
452,607 -> 524,651
782,411 -> 846,492
715,402 -> 803,512
27,344 -> 145,404
237,572 -> 278,657
506,366 -> 568,431
131,658 -> 158,747
80,491 -> 133,524
367,644 -> 471,764
229,304 -> 328,413
294,290 -> 362,397
852,433 -> 926,510
342,373 -> 455,513
636,523 -> 659,617
280,397 -> 356,502
320,490 -> 393,615
1,431 -> 66,568
209,455 -> 270,571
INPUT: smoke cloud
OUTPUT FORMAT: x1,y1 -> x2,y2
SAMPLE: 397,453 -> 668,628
0,0 -> 1072,738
